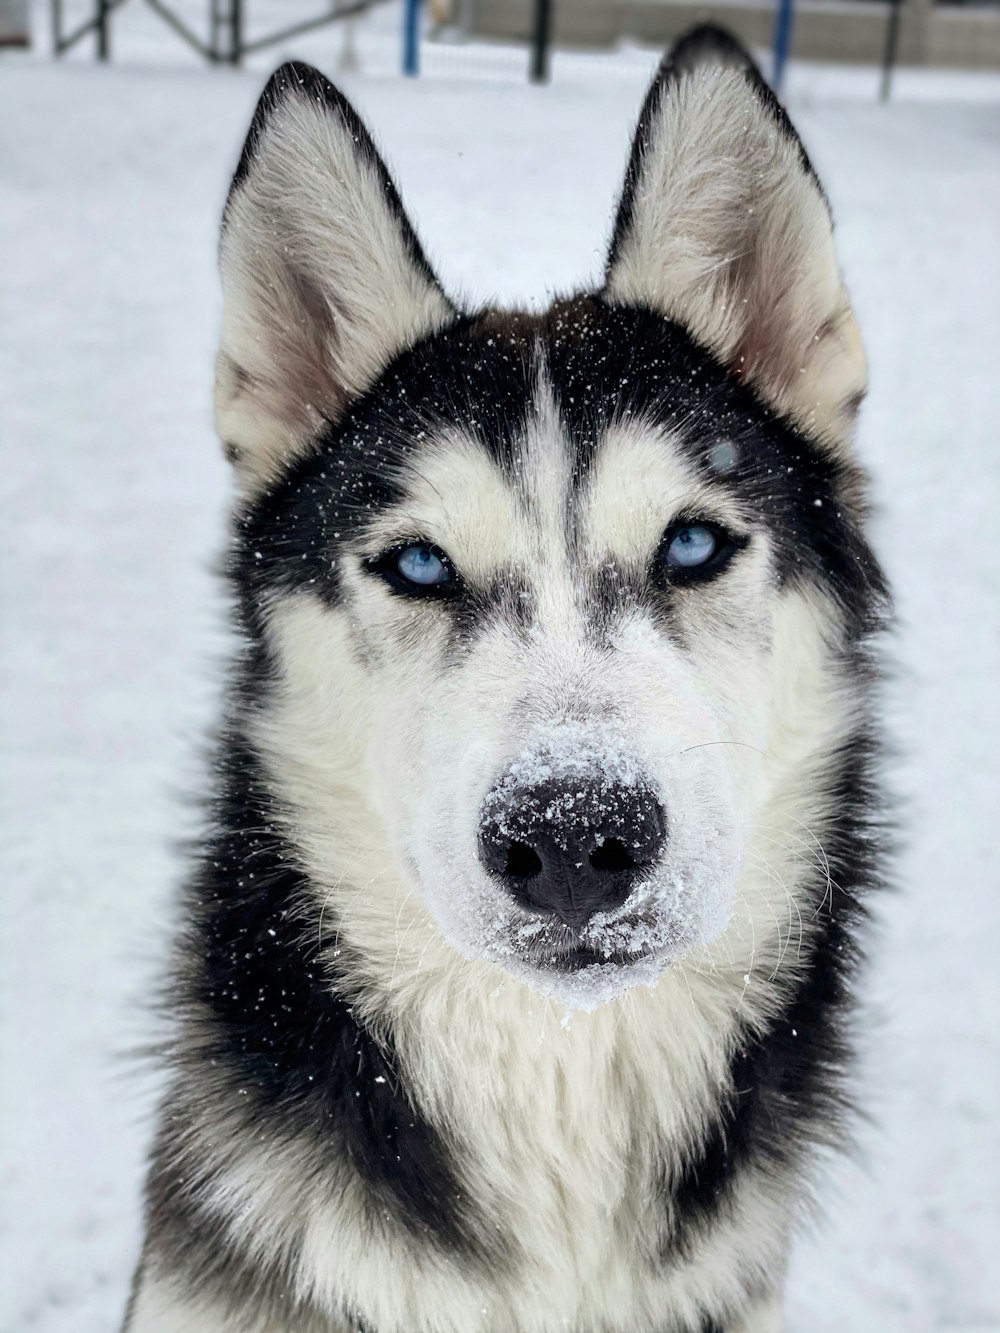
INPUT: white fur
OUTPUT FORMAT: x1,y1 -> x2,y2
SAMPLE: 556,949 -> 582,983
135,990 -> 795,1332
605,67 -> 866,453
732,1294 -> 783,1333
175,393 -> 857,1331
129,1273 -> 347,1332
131,57 -> 871,1333
259,396 -> 777,1011
129,1276 -> 274,1333
216,72 -> 451,497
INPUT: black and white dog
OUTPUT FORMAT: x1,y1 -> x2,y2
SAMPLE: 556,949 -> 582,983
126,26 -> 889,1333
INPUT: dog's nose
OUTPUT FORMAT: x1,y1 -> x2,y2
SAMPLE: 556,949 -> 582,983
477,778 -> 666,929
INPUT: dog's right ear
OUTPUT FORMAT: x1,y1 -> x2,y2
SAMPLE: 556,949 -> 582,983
603,26 -> 866,454
216,63 -> 454,498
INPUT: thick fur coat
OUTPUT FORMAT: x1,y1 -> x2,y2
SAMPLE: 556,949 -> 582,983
126,26 -> 889,1333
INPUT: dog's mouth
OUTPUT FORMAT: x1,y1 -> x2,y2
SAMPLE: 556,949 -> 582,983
459,887 -> 722,1007
510,915 -> 663,973
544,941 -> 656,973
487,911 -> 678,1008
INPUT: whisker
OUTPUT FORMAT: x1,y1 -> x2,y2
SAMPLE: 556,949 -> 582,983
783,812 -> 837,917
330,876 -> 378,952
680,740 -> 769,759
753,824 -> 842,919
736,892 -> 757,1015
744,852 -> 805,978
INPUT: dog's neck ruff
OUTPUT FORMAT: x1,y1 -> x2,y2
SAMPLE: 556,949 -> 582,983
156,617 -> 870,1330
131,28 -> 889,1333
147,698 -> 872,1333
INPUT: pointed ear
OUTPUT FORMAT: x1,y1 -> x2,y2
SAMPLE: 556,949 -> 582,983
604,26 -> 865,452
216,63 -> 455,496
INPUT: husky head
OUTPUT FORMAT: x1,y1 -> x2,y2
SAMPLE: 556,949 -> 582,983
216,38 -> 883,1009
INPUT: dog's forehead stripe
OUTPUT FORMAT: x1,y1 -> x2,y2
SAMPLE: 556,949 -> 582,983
382,347 -> 745,584
239,299 -> 877,642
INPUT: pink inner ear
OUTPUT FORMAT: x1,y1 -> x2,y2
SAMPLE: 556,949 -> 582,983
718,213 -> 863,444
732,264 -> 802,394
214,79 -> 453,496
603,62 -> 866,451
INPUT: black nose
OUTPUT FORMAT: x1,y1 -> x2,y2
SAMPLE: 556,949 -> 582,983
478,777 -> 667,929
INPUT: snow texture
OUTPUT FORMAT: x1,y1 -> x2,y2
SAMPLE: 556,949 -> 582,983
1,1 -> 999,1329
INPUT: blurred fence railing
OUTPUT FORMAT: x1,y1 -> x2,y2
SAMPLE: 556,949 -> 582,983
51,0 -> 387,62
460,0 -> 1000,70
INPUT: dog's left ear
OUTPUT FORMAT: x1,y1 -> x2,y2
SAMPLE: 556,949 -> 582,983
604,26 -> 865,452
216,63 -> 454,497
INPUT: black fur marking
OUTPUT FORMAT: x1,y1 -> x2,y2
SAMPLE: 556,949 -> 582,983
230,315 -> 536,621
234,296 -> 884,659
659,721 -> 888,1260
213,289 -> 889,1289
145,731 -> 494,1305
137,43 -> 892,1333
545,299 -> 887,642
224,60 -> 443,295
141,1149 -> 315,1329
606,24 -> 825,279
588,561 -> 638,641
449,569 -> 535,647
546,297 -> 757,484
198,737 -> 477,1248
137,1186 -> 376,1333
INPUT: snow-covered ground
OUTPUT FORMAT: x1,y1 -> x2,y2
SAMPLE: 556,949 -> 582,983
2,2 -> 999,1329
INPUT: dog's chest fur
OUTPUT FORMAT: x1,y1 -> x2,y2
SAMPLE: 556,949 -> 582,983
317,960 -> 789,1333
128,27 -> 889,1333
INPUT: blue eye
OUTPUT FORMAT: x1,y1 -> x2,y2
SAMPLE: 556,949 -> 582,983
660,521 -> 738,580
666,524 -> 718,568
369,541 -> 457,597
397,544 -> 450,586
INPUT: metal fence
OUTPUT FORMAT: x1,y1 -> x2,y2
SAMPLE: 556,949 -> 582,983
51,0 -> 386,63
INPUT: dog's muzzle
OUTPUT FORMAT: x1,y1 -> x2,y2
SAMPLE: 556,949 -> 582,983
477,775 -> 667,930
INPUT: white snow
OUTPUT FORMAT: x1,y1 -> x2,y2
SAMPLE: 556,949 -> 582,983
1,2 -> 999,1329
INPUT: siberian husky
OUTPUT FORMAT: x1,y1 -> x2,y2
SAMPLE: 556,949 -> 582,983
126,25 -> 889,1333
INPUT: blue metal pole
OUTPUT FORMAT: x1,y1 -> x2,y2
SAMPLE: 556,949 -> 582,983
772,0 -> 795,92
403,0 -> 420,76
